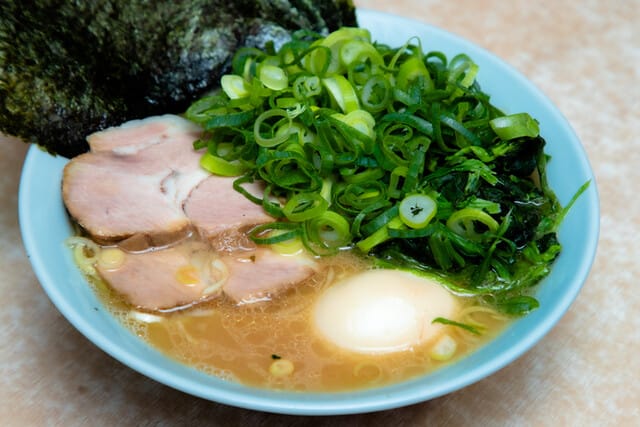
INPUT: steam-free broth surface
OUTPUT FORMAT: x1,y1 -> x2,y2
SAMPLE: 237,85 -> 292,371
91,247 -> 509,392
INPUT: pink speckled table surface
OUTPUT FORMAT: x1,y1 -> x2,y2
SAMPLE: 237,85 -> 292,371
1,1 -> 638,425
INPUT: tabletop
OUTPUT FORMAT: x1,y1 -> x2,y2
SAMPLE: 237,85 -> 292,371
1,1 -> 638,425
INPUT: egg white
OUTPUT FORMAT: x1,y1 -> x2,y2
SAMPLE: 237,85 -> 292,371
313,269 -> 459,354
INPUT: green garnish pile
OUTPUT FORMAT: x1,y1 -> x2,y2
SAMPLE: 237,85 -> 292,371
185,27 -> 586,315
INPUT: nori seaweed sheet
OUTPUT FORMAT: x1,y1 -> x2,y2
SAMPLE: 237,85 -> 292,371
0,0 -> 356,157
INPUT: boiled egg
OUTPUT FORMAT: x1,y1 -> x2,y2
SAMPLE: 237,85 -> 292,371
313,269 -> 459,354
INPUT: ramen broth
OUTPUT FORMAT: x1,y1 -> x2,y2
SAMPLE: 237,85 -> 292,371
84,239 -> 510,392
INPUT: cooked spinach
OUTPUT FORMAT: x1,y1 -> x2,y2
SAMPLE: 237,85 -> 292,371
373,138 -> 585,314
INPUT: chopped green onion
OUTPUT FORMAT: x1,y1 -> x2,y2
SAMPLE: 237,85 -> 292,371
359,75 -> 392,112
268,230 -> 306,255
259,64 -> 288,91
429,334 -> 457,361
203,109 -> 254,130
446,208 -> 499,240
331,110 -> 376,143
253,109 -> 292,147
490,113 -> 540,140
313,27 -> 371,75
200,152 -> 246,176
397,56 -> 433,92
305,211 -> 352,251
221,75 -> 250,99
186,27 -> 573,313
282,193 -> 328,222
339,39 -> 383,68
356,216 -> 404,253
399,194 -> 437,229
250,222 -> 301,245
322,75 -> 360,113
293,75 -> 322,99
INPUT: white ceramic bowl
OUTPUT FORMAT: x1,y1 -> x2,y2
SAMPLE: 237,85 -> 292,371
19,9 -> 599,415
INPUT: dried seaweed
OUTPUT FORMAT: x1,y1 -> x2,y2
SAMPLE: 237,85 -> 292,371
0,0 -> 356,157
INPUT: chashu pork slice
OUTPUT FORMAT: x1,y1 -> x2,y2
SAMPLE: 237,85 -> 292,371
63,152 -> 194,245
62,116 -> 208,245
86,114 -> 202,154
184,176 -> 273,242
63,114 -> 275,247
220,248 -> 318,304
97,245 -> 317,311
96,243 -> 224,311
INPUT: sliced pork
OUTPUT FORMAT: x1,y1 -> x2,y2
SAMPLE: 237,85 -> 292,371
62,114 -> 273,246
86,114 -> 202,154
221,248 -> 318,304
65,114 -> 315,311
62,150 -> 198,245
185,176 -> 273,241
96,243 -> 224,310
97,244 -> 317,311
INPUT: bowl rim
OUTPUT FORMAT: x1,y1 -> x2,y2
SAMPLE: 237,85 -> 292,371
18,8 -> 600,415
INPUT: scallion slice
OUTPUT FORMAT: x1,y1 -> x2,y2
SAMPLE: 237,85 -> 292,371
200,152 -> 246,176
490,112 -> 540,140
399,194 -> 437,229
446,208 -> 499,240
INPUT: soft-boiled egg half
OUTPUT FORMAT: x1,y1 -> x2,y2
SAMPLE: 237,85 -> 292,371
313,269 -> 459,354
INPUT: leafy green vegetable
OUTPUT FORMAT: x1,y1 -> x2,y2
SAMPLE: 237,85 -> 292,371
495,296 -> 540,315
431,317 -> 483,335
185,27 -> 586,315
